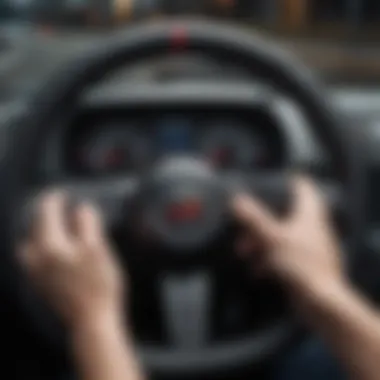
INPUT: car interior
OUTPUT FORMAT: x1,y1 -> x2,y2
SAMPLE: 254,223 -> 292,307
2,12 -> 380,380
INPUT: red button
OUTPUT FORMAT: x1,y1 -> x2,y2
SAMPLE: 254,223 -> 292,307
166,199 -> 203,223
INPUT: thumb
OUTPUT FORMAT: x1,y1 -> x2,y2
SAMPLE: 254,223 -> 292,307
291,175 -> 327,221
232,194 -> 279,243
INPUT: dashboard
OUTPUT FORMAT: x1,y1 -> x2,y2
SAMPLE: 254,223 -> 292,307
58,106 -> 287,179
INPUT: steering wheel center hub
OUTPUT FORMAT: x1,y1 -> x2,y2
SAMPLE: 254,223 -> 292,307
138,156 -> 226,251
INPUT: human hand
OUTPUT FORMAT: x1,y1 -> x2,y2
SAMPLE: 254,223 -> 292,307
232,176 -> 346,301
18,192 -> 125,331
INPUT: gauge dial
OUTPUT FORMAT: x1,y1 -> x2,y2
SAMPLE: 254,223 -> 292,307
78,125 -> 149,174
200,123 -> 267,170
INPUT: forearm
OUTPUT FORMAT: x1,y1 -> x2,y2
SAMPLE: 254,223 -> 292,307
300,282 -> 380,380
71,314 -> 145,380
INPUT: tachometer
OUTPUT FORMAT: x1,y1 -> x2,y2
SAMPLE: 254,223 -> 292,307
78,125 -> 150,174
200,122 -> 267,170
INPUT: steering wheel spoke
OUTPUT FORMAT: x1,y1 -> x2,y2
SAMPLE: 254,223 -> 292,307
221,171 -> 291,216
222,171 -> 345,217
60,177 -> 139,226
20,177 -> 139,236
159,272 -> 213,349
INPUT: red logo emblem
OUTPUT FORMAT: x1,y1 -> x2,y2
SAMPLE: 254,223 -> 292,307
166,199 -> 203,223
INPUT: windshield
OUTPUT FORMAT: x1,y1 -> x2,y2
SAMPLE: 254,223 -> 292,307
0,0 -> 33,20
1,0 -> 380,85
0,0 -> 17,21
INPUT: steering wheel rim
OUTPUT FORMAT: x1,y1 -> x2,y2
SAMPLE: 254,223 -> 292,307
3,20 -> 366,375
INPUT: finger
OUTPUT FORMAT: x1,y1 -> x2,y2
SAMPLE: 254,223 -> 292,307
33,191 -> 71,249
72,202 -> 107,248
291,176 -> 326,220
232,194 -> 279,244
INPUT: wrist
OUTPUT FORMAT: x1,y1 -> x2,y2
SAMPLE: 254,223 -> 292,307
70,310 -> 137,355
290,278 -> 358,322
70,309 -> 129,338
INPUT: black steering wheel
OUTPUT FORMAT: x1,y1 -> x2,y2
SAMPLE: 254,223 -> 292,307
3,20 -> 366,376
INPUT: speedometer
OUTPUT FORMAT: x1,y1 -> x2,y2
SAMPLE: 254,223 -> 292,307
200,123 -> 267,170
78,125 -> 150,174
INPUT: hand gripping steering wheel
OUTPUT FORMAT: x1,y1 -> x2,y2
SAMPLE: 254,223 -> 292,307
2,20 -> 366,376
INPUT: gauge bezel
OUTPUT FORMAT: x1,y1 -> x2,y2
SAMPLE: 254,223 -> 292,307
64,115 -> 151,177
62,103 -> 289,179
198,110 -> 287,171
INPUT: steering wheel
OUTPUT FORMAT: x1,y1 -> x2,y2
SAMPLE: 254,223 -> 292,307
3,20 -> 366,376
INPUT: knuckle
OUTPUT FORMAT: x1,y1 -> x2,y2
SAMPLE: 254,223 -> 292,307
39,238 -> 70,257
81,233 -> 108,251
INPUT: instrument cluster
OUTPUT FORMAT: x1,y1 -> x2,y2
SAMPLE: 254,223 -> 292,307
64,110 -> 286,177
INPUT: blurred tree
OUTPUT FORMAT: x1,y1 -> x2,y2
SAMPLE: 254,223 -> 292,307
113,0 -> 133,22
284,0 -> 308,29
